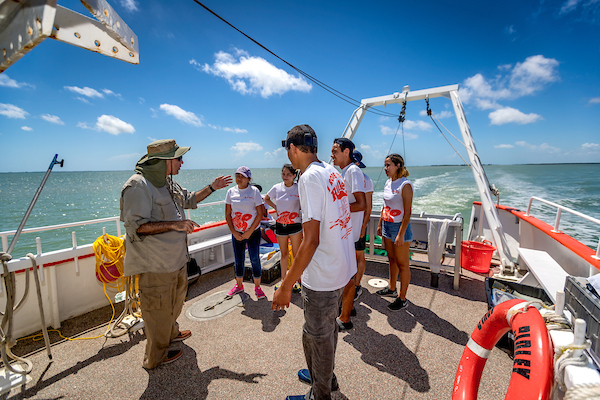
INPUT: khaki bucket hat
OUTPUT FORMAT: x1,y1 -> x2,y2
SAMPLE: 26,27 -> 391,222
138,139 -> 190,163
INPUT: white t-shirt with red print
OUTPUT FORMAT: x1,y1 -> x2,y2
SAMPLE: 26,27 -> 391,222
363,173 -> 374,193
382,177 -> 412,223
225,185 -> 264,233
266,182 -> 301,224
299,161 -> 357,291
341,163 -> 366,242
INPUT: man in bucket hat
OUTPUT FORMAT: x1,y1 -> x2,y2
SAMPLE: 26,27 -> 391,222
120,139 -> 232,369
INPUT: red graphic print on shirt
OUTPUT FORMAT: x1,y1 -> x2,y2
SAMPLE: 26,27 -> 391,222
326,172 -> 352,239
382,206 -> 401,222
328,173 -> 347,202
233,212 -> 252,232
278,211 -> 298,224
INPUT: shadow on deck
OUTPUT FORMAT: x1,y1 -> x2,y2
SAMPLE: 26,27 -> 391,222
6,259 -> 512,400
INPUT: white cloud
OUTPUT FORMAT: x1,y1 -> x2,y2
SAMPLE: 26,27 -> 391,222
223,127 -> 248,134
96,115 -> 135,135
41,114 -> 65,125
419,110 -> 454,119
103,89 -> 123,99
0,103 -> 28,119
582,142 -> 600,151
194,49 -> 312,98
489,107 -> 542,125
120,0 -> 138,12
147,136 -> 157,142
77,122 -> 91,129
208,124 -> 247,133
64,86 -> 104,98
494,144 -> 514,149
380,125 -> 396,135
231,141 -> 263,156
516,141 -> 560,153
21,126 -> 33,131
459,73 -> 511,104
510,55 -> 560,97
0,75 -> 19,88
264,147 -> 286,159
403,120 -> 432,131
475,99 -> 502,110
160,104 -> 203,127
0,74 -> 34,89
359,144 -> 386,160
560,0 -> 581,14
589,97 -> 600,104
379,125 -> 418,139
460,55 -> 559,112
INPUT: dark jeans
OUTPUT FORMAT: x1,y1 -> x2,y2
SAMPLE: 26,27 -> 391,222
301,286 -> 344,400
232,228 -> 261,278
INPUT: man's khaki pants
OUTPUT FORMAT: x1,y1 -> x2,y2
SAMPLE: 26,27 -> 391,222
138,266 -> 187,369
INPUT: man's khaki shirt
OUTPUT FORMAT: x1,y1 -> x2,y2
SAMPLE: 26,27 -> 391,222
120,174 -> 197,276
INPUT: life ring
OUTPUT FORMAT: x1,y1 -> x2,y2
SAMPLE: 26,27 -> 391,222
452,299 -> 553,400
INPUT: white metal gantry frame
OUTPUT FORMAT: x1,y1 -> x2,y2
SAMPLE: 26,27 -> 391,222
0,0 -> 139,73
340,84 -> 516,273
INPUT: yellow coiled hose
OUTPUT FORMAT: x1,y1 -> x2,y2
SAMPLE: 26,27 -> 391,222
93,234 -> 125,288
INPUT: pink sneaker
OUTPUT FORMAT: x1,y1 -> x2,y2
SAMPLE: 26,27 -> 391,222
255,286 -> 266,299
227,283 -> 244,296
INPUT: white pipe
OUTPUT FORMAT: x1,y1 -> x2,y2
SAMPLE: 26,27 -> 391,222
36,237 -> 44,282
555,290 -> 565,317
572,319 -> 587,359
72,232 -> 79,274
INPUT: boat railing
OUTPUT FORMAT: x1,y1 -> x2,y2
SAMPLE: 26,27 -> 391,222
526,196 -> 600,260
1,200 -> 228,254
0,217 -> 122,254
185,200 -> 226,220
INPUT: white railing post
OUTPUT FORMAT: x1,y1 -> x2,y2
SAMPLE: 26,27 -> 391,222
526,196 -> 600,260
36,237 -> 44,282
72,232 -> 79,273
552,208 -> 562,233
1,235 -> 7,252
116,220 -> 121,236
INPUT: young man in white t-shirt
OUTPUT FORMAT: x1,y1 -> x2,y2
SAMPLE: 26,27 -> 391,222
331,138 -> 366,330
351,151 -> 374,301
273,125 -> 356,400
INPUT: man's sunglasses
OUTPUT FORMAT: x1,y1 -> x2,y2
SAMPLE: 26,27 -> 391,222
281,135 -> 318,149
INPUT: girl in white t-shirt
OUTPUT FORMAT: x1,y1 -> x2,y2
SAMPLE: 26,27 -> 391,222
265,164 -> 303,290
225,166 -> 267,299
376,154 -> 413,312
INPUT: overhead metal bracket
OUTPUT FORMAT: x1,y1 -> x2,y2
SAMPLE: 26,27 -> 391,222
0,0 -> 138,73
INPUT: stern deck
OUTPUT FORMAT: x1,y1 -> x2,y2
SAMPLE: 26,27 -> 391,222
7,260 -> 512,400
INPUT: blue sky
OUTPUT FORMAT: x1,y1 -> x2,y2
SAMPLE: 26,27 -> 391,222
1,0 -> 599,172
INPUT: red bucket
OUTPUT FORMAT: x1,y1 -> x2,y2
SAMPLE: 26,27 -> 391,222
460,240 -> 496,273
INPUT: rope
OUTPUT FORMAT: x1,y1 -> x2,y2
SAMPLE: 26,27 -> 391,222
16,235 -> 131,343
374,118 -> 403,189
564,383 -> 600,400
17,282 -> 117,342
106,276 -> 142,338
554,340 -> 593,392
427,102 -> 500,200
93,234 -> 125,289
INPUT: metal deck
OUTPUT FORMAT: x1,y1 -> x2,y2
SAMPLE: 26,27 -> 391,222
6,259 -> 512,400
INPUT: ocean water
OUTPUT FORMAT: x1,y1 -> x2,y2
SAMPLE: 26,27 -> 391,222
1,164 -> 599,258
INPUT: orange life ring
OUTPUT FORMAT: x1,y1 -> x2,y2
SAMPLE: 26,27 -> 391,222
452,299 -> 553,400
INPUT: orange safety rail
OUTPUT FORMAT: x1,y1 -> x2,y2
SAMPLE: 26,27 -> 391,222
474,201 -> 600,272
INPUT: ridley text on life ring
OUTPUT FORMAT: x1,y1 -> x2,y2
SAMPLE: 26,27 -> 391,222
452,299 -> 553,400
